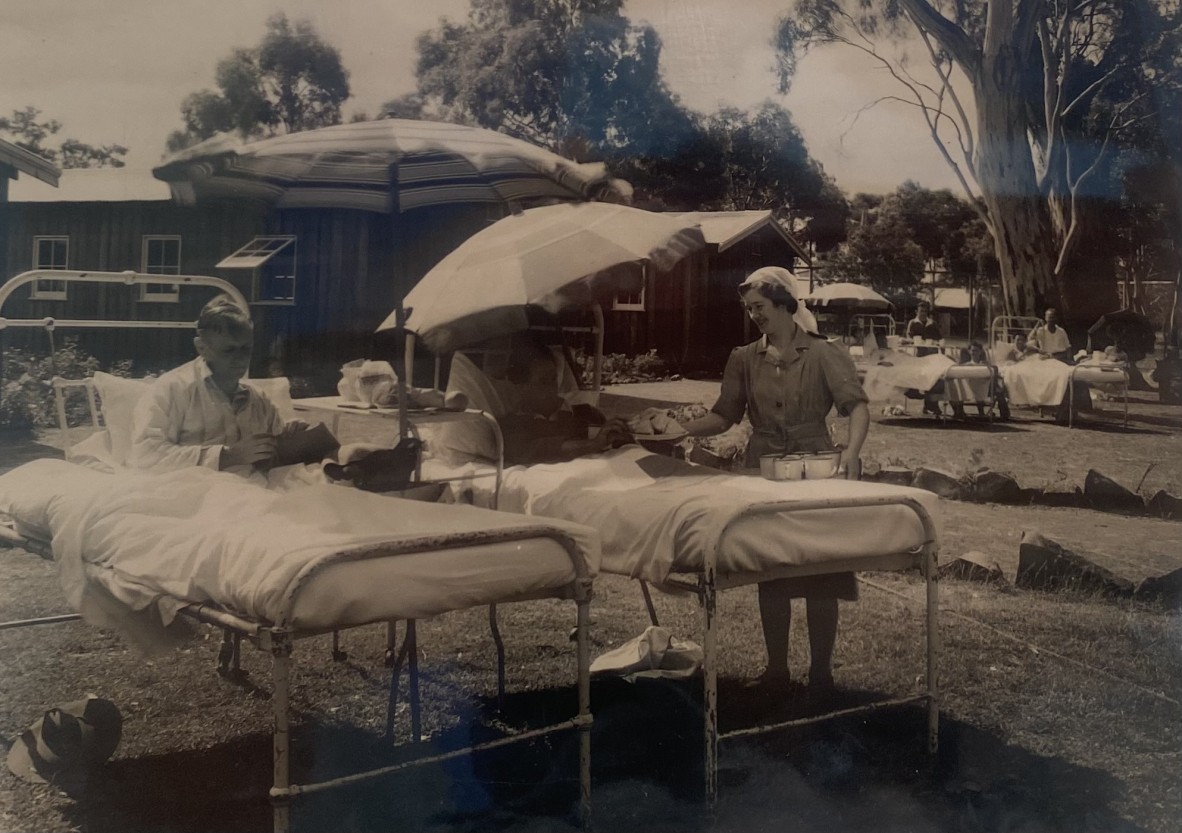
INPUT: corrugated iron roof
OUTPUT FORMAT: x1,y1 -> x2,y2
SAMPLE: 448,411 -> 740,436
0,139 -> 60,187
664,209 -> 810,262
7,167 -> 170,202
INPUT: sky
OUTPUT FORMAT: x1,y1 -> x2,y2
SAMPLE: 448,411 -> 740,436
0,0 -> 966,197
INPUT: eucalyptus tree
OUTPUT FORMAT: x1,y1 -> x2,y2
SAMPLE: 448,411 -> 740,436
775,0 -> 1182,320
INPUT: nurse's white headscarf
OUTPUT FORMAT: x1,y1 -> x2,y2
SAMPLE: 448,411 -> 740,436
738,266 -> 819,335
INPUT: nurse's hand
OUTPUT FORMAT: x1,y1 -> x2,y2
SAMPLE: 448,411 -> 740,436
837,450 -> 861,480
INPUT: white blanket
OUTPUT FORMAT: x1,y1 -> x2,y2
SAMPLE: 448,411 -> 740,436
999,358 -> 1071,406
446,447 -> 940,584
0,460 -> 598,649
860,351 -> 954,400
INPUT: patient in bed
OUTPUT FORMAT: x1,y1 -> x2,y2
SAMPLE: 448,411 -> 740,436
495,339 -> 631,465
129,295 -> 330,475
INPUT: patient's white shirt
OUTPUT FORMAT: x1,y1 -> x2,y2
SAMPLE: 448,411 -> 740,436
130,358 -> 284,472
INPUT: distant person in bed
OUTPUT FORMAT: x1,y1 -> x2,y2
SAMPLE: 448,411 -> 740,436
129,295 -> 310,474
680,266 -> 869,695
496,339 -> 631,465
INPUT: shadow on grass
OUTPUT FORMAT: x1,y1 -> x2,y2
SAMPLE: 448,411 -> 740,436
876,418 -> 1031,433
59,677 -> 1146,833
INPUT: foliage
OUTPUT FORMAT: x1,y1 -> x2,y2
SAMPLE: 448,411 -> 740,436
774,0 -> 1182,323
0,106 -> 127,168
575,349 -> 671,385
0,340 -> 132,433
822,209 -> 926,295
167,13 -> 350,150
413,0 -> 680,161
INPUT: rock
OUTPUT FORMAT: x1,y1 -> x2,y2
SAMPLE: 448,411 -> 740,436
912,467 -> 970,499
1016,531 -> 1136,597
1083,470 -> 1146,514
938,550 -> 1011,584
1146,490 -> 1182,521
971,470 -> 1023,504
1135,568 -> 1182,608
878,466 -> 914,486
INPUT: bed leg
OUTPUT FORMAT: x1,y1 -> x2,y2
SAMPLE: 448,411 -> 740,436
385,622 -> 410,739
575,591 -> 592,832
701,580 -> 719,814
639,581 -> 660,627
270,635 -> 293,833
331,630 -> 347,662
407,620 -> 422,743
233,632 -> 242,674
489,604 -> 506,709
925,544 -> 940,756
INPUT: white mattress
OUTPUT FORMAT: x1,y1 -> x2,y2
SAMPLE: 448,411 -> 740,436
440,447 -> 940,585
0,460 -> 598,644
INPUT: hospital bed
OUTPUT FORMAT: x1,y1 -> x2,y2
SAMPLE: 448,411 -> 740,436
989,316 -> 1128,427
859,347 -> 1002,420
413,353 -> 943,809
0,271 -> 600,831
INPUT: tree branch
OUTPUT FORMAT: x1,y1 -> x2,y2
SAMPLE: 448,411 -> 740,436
898,0 -> 980,75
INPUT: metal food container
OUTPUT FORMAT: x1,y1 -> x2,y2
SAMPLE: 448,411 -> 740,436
801,450 -> 842,479
773,454 -> 805,481
759,453 -> 780,479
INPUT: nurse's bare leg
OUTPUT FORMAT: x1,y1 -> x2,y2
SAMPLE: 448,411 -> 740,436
757,579 -> 793,682
806,597 -> 838,687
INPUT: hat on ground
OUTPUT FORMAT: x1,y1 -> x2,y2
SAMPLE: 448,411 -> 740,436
7,696 -> 122,785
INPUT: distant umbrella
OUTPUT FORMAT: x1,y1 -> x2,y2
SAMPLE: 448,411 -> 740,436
152,119 -> 629,213
1088,308 -> 1155,361
803,282 -> 893,310
383,202 -> 705,353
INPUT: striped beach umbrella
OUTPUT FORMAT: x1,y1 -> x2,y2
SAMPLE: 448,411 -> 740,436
384,202 -> 705,353
152,119 -> 629,213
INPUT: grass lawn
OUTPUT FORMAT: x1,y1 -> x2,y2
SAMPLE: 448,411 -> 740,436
0,388 -> 1180,832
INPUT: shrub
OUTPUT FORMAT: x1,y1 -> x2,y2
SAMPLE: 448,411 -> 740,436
0,339 -> 132,434
577,349 -> 672,385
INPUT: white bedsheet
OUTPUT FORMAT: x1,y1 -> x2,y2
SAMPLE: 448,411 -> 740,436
444,447 -> 940,584
999,358 -> 1071,406
0,460 -> 599,648
860,352 -> 954,400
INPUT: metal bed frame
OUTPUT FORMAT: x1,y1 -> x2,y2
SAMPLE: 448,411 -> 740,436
0,270 -> 598,830
640,495 -> 940,809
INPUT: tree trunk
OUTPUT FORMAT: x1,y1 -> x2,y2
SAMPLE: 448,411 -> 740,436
973,50 -> 1061,319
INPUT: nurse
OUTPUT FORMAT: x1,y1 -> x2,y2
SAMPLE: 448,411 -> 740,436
681,266 -> 870,693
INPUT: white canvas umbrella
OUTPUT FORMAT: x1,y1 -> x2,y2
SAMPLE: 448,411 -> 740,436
803,282 -> 894,310
152,118 -> 629,213
382,202 -> 705,354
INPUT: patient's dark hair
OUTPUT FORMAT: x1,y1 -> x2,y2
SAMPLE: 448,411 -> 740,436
738,280 -> 798,313
197,294 -> 252,337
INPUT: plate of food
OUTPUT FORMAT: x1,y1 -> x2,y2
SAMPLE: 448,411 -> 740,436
627,409 -> 688,443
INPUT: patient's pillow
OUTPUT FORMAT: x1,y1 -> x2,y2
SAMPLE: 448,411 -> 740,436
418,353 -> 504,465
0,458 -> 112,540
92,372 -> 151,467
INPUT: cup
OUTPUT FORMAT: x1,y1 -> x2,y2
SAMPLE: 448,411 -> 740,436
773,455 -> 805,481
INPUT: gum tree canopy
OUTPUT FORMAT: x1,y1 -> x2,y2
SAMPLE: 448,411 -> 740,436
776,0 -> 1182,321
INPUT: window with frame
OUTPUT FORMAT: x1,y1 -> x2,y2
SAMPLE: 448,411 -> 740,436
140,236 -> 182,302
217,236 -> 297,304
612,265 -> 646,312
31,236 -> 69,300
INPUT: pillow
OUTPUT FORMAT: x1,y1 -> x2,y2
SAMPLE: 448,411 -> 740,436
417,353 -> 503,465
243,376 -> 296,421
91,372 -> 151,467
989,342 -> 1013,366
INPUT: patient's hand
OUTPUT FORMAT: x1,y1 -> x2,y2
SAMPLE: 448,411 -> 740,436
591,418 -> 631,452
222,433 -> 278,470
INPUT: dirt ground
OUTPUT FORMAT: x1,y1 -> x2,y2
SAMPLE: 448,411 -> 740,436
0,382 -> 1180,832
